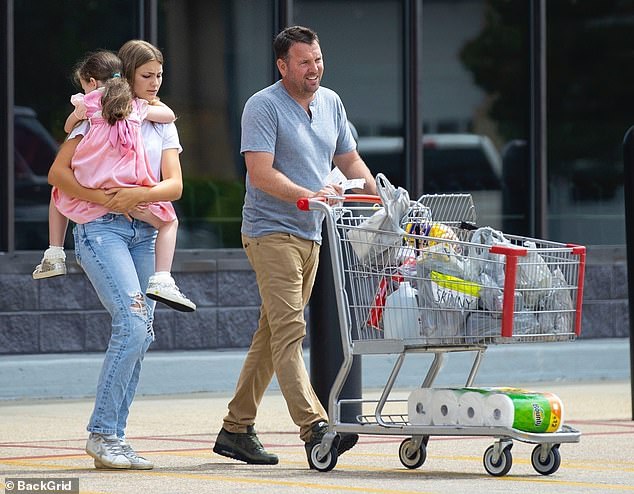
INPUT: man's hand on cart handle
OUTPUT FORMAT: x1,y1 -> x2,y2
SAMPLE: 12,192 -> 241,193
297,193 -> 382,211
309,183 -> 344,207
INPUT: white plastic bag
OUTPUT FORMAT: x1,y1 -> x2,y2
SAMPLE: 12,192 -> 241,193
346,173 -> 410,262
467,226 -> 510,288
537,267 -> 574,333
417,262 -> 475,340
517,241 -> 553,308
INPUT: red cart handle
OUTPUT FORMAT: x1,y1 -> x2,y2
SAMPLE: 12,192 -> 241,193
297,194 -> 381,211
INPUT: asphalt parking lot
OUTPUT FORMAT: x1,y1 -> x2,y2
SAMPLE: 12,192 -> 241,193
1,380 -> 632,494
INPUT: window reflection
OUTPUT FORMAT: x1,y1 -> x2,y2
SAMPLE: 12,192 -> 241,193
158,0 -> 273,248
7,0 -> 630,250
13,0 -> 137,249
546,1 -> 627,245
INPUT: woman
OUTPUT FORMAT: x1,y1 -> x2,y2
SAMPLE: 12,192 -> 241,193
48,40 -> 184,470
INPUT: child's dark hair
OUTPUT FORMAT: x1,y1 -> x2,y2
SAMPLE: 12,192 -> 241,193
101,78 -> 133,125
73,50 -> 133,125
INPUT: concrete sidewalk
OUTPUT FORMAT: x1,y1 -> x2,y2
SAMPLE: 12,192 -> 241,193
0,338 -> 631,400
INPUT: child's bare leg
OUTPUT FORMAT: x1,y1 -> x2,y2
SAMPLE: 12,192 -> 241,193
130,209 -> 177,273
48,196 -> 69,247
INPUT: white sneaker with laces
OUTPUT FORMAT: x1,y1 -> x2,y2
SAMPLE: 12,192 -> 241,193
32,248 -> 67,280
146,274 -> 196,312
85,433 -> 131,469
94,441 -> 154,470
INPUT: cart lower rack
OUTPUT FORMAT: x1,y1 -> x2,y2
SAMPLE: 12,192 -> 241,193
298,193 -> 584,475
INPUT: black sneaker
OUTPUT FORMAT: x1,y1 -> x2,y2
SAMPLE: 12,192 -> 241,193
213,426 -> 279,465
304,421 -> 359,465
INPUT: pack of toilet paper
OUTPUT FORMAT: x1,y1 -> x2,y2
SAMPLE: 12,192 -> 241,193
407,386 -> 564,432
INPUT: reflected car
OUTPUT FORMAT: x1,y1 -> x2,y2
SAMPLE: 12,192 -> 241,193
356,133 -> 503,228
14,106 -> 58,249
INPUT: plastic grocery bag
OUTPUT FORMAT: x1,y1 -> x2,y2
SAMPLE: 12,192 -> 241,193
346,173 -> 410,262
537,267 -> 574,333
417,256 -> 477,341
467,227 -> 509,286
466,227 -> 510,312
517,241 -> 553,308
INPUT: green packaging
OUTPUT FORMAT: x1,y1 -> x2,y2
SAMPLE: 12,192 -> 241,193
457,386 -> 564,432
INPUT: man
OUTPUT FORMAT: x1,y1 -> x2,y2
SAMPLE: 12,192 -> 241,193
213,25 -> 377,467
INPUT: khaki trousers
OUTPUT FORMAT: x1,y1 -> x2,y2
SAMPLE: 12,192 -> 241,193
223,233 -> 328,441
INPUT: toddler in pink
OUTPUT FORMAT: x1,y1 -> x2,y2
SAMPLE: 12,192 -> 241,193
34,50 -> 195,312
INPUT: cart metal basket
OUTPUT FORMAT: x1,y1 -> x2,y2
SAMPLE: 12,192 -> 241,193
298,193 -> 585,476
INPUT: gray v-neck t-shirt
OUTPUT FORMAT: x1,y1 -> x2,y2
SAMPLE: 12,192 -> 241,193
240,80 -> 356,243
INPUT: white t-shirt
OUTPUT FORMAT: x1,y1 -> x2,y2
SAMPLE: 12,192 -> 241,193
68,119 -> 182,180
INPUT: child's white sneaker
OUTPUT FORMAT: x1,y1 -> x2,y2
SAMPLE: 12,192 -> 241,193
32,248 -> 67,280
146,274 -> 196,312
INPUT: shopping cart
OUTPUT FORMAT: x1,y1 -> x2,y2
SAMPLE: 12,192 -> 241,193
297,193 -> 585,475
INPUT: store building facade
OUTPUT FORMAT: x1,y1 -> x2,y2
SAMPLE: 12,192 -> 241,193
0,0 -> 629,354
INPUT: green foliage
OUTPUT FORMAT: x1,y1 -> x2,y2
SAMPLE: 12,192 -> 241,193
177,177 -> 244,218
174,177 -> 245,248
459,0 -> 632,194
459,0 -> 530,140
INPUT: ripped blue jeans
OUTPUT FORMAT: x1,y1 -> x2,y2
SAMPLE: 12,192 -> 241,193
74,213 -> 157,437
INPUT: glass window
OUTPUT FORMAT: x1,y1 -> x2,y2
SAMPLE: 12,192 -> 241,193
294,0 -> 405,185
158,0 -> 274,248
13,0 -> 138,249
423,0 -> 530,232
546,1 -> 627,245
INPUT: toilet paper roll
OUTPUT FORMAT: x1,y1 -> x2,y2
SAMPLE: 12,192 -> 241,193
457,391 -> 485,426
431,389 -> 460,425
483,392 -> 515,428
408,388 -> 434,426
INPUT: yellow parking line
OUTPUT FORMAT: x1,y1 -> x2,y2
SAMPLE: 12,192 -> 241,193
3,452 -> 634,493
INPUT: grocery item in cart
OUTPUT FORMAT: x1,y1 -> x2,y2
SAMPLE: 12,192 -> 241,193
466,226 -> 509,311
430,388 -> 460,425
417,255 -> 477,340
366,256 -> 417,330
426,222 -> 460,249
536,267 -> 575,333
416,387 -> 564,432
346,173 -> 410,262
407,387 -> 434,426
517,240 -> 553,308
383,281 -> 420,339
457,390 -> 486,426
483,388 -> 564,432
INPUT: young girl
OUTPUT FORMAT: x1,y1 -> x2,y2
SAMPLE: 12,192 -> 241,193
38,50 -> 195,312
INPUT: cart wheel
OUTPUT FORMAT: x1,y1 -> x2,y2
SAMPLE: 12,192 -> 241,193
308,442 -> 338,472
398,438 -> 427,469
531,444 -> 561,475
483,444 -> 513,477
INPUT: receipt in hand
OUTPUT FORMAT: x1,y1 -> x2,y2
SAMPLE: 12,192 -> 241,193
325,167 -> 366,191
